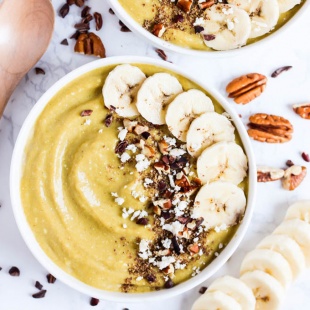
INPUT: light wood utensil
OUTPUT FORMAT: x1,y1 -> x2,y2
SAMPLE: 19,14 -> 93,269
0,0 -> 54,117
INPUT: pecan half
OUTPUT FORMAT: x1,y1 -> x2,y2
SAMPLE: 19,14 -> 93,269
152,23 -> 166,37
226,73 -> 267,104
293,103 -> 310,120
247,113 -> 293,143
257,166 -> 284,182
282,165 -> 307,191
177,0 -> 193,13
74,33 -> 105,58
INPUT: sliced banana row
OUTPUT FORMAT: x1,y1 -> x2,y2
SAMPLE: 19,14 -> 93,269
199,0 -> 300,51
103,64 -> 248,233
192,200 -> 310,310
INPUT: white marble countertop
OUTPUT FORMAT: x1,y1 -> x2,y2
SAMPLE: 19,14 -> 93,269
1,1 -> 310,309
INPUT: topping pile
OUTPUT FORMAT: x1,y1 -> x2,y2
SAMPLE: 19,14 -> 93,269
102,64 -> 248,289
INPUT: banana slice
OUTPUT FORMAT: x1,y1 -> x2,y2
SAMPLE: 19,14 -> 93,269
228,0 -> 280,39
278,0 -> 301,13
240,248 -> 293,288
102,64 -> 146,117
257,234 -> 306,278
197,141 -> 247,185
136,73 -> 183,125
192,181 -> 246,230
207,276 -> 256,310
186,112 -> 235,157
191,290 -> 242,310
200,4 -> 251,51
240,270 -> 285,310
273,219 -> 310,266
165,90 -> 214,142
285,200 -> 310,224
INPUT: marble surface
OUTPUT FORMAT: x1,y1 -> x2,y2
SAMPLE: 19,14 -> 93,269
1,1 -> 310,309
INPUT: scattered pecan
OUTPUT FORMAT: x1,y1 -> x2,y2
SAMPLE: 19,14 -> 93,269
35,281 -> 43,290
142,145 -> 156,158
123,119 -> 137,132
282,165 -> 307,190
74,33 -> 106,58
82,14 -> 93,24
226,73 -> 267,104
271,66 -> 292,78
158,140 -> 169,155
163,264 -> 175,275
257,166 -> 284,182
152,23 -> 166,37
188,243 -> 199,254
199,0 -> 215,9
81,6 -> 91,18
302,152 -> 310,162
134,124 -> 149,135
94,12 -> 103,31
293,103 -> 310,120
154,162 -> 170,174
247,113 -> 293,143
177,0 -> 193,13
75,0 -> 84,7
74,22 -> 90,32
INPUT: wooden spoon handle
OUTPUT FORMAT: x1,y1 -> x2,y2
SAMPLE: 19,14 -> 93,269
0,0 -> 54,118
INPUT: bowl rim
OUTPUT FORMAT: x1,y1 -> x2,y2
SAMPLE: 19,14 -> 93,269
107,0 -> 310,57
10,56 -> 257,302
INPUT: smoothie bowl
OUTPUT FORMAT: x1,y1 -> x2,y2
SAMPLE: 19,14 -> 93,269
108,0 -> 308,55
10,56 -> 256,301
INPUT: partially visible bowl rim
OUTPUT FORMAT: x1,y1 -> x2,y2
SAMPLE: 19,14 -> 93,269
107,0 -> 310,57
10,56 -> 257,302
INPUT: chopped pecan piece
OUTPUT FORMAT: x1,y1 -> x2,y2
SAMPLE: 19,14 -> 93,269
163,264 -> 175,275
142,145 -> 156,158
293,103 -> 310,120
282,165 -> 307,191
158,140 -> 169,155
152,23 -> 166,37
247,113 -> 293,143
177,0 -> 193,13
134,124 -> 149,135
188,243 -> 199,254
271,66 -> 292,78
226,73 -> 267,104
74,33 -> 105,58
154,162 -> 170,174
198,0 -> 215,9
257,166 -> 284,182
153,199 -> 172,209
123,119 -> 137,132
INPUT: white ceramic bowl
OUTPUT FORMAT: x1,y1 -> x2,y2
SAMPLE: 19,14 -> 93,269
107,0 -> 309,57
10,56 -> 256,302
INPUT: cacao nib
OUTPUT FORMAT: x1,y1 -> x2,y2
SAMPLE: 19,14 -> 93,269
35,281 -> 43,290
286,160 -> 294,167
161,211 -> 171,220
59,3 -> 69,18
94,12 -> 103,31
9,266 -> 20,276
109,8 -> 115,14
199,286 -> 208,294
115,141 -> 128,154
194,25 -> 204,33
146,274 -> 156,282
80,109 -> 93,117
203,34 -> 216,41
104,114 -> 113,127
173,14 -> 184,23
302,152 -> 310,162
81,6 -> 91,18
136,218 -> 149,225
164,278 -> 174,289
157,180 -> 167,192
271,66 -> 292,78
141,132 -> 151,139
90,297 -> 99,306
46,273 -> 56,283
155,49 -> 167,61
35,67 -> 45,75
32,290 -> 47,299
60,38 -> 69,45
171,236 -> 180,255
